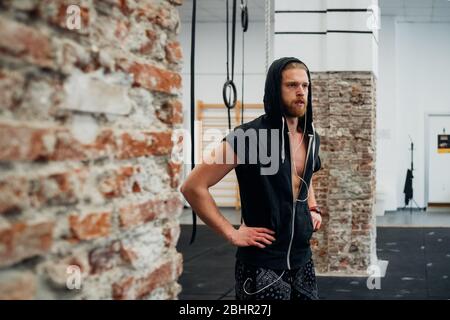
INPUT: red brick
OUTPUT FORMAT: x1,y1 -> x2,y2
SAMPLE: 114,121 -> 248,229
118,201 -> 156,229
134,261 -> 172,299
59,40 -> 92,72
97,0 -> 132,15
167,160 -> 182,188
0,17 -> 53,68
119,245 -> 138,265
31,170 -> 86,208
132,182 -> 141,193
0,178 -> 27,215
79,129 -> 172,160
1,170 -> 76,214
126,62 -> 181,94
0,221 -> 54,267
0,124 -> 70,161
88,240 -> 141,275
135,2 -> 179,31
0,271 -> 36,300
172,101 -> 183,124
0,69 -> 25,110
156,100 -> 183,125
119,196 -> 182,229
0,170 -> 87,215
89,240 -> 123,274
112,276 -> 134,300
9,128 -> 39,153
163,224 -> 180,249
175,252 -> 183,279
51,128 -> 116,161
165,41 -> 182,64
0,122 -> 174,161
112,255 -> 182,300
0,164 -> 148,215
139,30 -> 157,55
69,211 -> 112,241
98,166 -> 136,198
118,131 -> 173,159
115,20 -> 131,43
168,0 -> 183,5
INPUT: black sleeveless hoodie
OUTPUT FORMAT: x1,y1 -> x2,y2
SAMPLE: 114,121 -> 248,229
223,57 -> 321,270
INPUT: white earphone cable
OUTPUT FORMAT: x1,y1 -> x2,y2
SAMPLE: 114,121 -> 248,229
243,270 -> 285,295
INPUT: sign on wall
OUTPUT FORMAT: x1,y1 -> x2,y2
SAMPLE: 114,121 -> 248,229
438,134 -> 450,153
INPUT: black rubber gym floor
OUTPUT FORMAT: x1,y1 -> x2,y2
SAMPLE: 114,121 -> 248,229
177,225 -> 450,300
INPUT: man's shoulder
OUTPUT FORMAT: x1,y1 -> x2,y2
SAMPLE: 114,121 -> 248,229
222,114 -> 268,151
233,114 -> 268,132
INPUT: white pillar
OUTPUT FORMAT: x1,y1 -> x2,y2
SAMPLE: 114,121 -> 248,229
274,0 -> 379,75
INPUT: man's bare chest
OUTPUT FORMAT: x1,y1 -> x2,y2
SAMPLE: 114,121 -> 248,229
287,129 -> 308,198
290,133 -> 308,178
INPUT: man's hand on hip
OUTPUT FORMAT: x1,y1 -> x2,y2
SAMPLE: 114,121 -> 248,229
229,223 -> 276,249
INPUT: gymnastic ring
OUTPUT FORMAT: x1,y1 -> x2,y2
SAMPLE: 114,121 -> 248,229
223,80 -> 237,109
241,5 -> 248,32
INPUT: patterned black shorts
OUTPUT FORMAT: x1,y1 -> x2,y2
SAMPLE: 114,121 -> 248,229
235,259 -> 319,300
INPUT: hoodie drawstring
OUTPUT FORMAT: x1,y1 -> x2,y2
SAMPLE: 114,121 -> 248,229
311,122 -> 316,172
281,117 -> 285,163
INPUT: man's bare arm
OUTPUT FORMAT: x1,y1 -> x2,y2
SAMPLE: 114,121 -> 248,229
181,141 -> 275,248
307,182 -> 322,231
307,183 -> 317,208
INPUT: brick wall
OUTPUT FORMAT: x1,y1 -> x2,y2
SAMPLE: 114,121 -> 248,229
311,72 -> 377,275
0,0 -> 184,299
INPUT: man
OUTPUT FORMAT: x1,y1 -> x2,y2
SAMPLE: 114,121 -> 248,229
181,57 -> 322,300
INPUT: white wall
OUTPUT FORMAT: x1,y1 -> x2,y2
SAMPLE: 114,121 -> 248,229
396,21 -> 450,208
377,19 -> 450,209
376,16 -> 398,210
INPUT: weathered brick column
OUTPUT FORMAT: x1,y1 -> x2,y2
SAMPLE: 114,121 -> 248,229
311,72 -> 377,274
0,0 -> 184,299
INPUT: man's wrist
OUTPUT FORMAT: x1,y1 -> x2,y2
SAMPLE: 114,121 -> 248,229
225,226 -> 237,245
309,206 -> 322,215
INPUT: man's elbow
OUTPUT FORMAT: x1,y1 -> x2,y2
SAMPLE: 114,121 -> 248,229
180,180 -> 196,196
180,180 -> 190,196
181,179 -> 205,198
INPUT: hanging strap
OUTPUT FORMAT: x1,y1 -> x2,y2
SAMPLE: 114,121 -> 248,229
240,0 -> 248,125
189,0 -> 197,245
223,0 -> 238,130
264,0 -> 271,73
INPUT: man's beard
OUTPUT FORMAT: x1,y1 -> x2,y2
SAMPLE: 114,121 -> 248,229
282,99 -> 307,118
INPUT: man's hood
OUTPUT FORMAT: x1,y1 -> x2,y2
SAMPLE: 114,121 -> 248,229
263,57 -> 314,134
